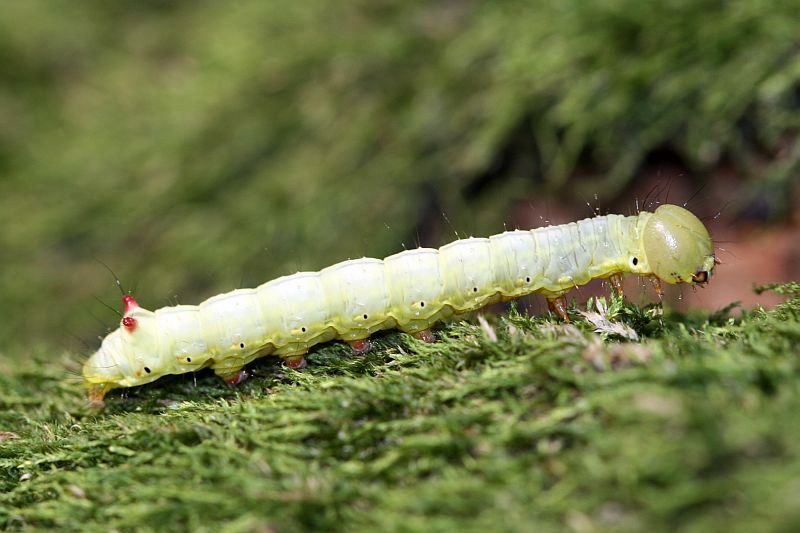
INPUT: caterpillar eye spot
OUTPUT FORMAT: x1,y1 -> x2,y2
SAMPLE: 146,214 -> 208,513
239,343 -> 245,349
186,357 -> 192,363
525,276 -> 531,283
473,287 -> 478,292
301,327 -> 306,333
631,257 -> 638,266
420,301 -> 425,308
363,314 -> 368,320
144,367 -> 151,374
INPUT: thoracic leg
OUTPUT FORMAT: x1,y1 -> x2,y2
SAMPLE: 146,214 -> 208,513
547,296 -> 570,323
609,273 -> 624,295
648,275 -> 664,298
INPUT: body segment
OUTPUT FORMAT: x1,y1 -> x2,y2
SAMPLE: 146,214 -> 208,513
84,204 -> 715,404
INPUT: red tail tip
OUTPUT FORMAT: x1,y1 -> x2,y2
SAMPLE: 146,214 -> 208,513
122,316 -> 137,332
122,294 -> 139,314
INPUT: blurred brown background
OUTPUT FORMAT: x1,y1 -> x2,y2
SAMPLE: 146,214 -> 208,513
0,1 -> 798,353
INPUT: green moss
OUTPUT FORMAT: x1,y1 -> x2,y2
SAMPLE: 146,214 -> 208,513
1,0 -> 799,347
1,285 -> 799,530
1,1 -> 799,529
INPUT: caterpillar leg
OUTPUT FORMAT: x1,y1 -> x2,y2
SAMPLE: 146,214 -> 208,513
217,369 -> 249,386
547,296 -> 570,323
348,339 -> 372,355
648,275 -> 664,298
284,355 -> 307,369
609,273 -> 624,295
413,329 -> 436,343
86,384 -> 113,409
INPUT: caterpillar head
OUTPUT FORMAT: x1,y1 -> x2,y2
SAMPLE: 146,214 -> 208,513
641,204 -> 716,285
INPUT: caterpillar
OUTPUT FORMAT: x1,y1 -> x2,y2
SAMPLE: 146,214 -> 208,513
83,204 -> 716,406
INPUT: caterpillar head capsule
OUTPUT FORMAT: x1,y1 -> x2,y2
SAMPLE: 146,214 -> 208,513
641,204 -> 716,285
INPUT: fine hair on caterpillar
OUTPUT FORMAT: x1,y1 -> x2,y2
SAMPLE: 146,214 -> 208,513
84,203 -> 716,407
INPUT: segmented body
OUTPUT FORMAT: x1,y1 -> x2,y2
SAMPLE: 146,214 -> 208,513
84,204 -> 716,404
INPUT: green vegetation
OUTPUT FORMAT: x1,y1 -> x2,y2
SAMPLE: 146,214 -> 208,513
1,285 -> 799,530
2,1 -> 799,530
1,0 -> 799,348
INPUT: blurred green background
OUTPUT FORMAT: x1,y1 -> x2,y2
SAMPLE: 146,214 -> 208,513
1,0 -> 799,354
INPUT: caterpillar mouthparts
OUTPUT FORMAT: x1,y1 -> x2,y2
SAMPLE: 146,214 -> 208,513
84,203 -> 715,406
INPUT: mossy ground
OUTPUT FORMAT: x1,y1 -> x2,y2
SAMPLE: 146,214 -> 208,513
2,284 -> 799,531
1,0 -> 799,348
1,1 -> 799,530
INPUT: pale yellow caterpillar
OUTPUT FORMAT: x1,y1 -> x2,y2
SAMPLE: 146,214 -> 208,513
83,204 -> 716,406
